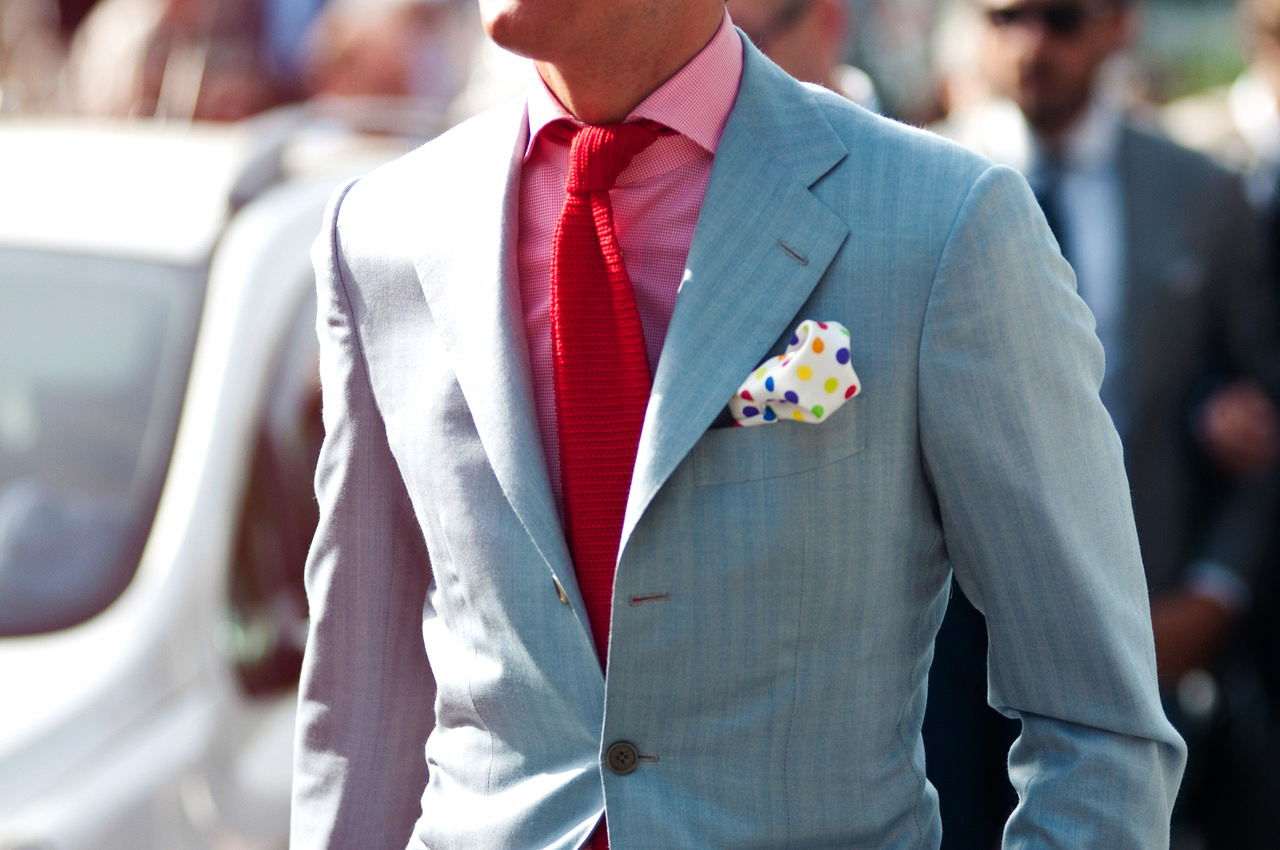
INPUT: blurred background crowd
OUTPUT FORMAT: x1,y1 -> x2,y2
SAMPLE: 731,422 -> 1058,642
4,0 -> 1280,849
0,0 -> 1265,126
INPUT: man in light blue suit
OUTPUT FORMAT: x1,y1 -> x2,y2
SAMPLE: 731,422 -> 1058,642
290,0 -> 1185,846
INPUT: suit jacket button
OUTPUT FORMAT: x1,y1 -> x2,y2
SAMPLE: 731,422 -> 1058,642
605,741 -> 640,775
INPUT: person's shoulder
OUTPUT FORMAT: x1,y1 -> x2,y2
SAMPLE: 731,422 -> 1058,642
334,96 -> 525,229
813,83 -> 992,177
738,48 -> 996,202
740,44 -> 987,168
794,78 -> 1015,231
1121,113 -> 1242,187
1118,114 -> 1254,234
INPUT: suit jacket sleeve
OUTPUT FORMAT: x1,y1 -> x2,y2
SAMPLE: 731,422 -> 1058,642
917,165 -> 1187,847
290,180 -> 436,849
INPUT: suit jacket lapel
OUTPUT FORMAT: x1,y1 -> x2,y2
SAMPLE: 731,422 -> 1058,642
1118,124 -> 1163,440
621,43 -> 851,548
411,101 -> 577,593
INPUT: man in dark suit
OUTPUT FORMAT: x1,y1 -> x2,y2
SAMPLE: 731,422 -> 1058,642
289,0 -> 1184,846
928,1 -> 1278,846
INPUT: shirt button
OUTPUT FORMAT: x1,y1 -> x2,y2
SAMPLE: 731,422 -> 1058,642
605,741 -> 640,775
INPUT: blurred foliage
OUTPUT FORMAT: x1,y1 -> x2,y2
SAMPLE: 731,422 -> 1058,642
1138,0 -> 1248,102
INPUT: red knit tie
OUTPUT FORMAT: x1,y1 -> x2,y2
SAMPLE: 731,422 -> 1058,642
551,121 -> 662,677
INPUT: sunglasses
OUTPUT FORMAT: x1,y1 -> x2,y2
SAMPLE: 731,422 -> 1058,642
983,2 -> 1107,38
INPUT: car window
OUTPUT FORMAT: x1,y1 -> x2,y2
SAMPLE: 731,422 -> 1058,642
0,247 -> 204,635
223,284 -> 321,695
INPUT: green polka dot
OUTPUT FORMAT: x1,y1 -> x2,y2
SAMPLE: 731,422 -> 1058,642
812,405 -> 824,419
840,327 -> 850,337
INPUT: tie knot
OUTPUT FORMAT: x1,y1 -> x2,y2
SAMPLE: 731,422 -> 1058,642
563,120 -> 664,195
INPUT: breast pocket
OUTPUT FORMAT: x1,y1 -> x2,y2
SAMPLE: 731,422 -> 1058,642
689,401 -> 866,486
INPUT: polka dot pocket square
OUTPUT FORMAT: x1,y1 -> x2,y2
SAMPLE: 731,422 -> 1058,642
729,320 -> 861,427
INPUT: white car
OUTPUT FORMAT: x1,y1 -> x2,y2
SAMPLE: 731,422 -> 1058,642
0,113 -> 432,850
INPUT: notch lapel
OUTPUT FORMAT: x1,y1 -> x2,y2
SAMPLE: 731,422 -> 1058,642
621,45 -> 851,548
410,102 -> 579,602
1118,124 -> 1169,442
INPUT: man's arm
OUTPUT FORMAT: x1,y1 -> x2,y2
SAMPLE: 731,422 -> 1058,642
1154,169 -> 1280,684
291,181 -> 436,849
917,165 -> 1186,847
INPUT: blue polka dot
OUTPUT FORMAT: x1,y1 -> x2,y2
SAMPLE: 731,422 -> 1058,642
790,335 -> 799,346
763,406 -> 776,421
784,390 -> 799,404
765,376 -> 775,392
836,348 -> 850,365
742,406 -> 759,418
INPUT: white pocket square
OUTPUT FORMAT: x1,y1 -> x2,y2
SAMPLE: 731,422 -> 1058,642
729,320 -> 861,427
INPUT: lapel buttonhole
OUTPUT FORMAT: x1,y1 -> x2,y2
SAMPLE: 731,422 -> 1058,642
778,241 -> 808,266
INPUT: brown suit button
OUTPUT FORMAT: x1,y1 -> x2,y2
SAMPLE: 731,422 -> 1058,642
605,741 -> 640,775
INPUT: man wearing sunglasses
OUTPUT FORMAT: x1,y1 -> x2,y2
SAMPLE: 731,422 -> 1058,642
928,1 -> 1279,847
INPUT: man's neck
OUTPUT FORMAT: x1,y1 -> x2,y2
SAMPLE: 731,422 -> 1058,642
534,6 -> 725,124
1028,98 -> 1120,175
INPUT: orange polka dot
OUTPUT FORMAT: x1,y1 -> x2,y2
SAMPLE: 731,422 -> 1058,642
813,338 -> 825,354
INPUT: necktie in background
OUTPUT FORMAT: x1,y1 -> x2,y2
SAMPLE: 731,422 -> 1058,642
549,118 -> 663,850
550,120 -> 663,665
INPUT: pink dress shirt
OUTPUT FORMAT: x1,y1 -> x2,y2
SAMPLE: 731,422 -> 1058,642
518,10 -> 744,511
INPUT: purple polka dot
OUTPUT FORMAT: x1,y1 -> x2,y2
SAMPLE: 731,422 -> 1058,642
790,334 -> 799,346
784,390 -> 799,404
742,406 -> 759,418
836,348 -> 850,364
765,376 -> 775,392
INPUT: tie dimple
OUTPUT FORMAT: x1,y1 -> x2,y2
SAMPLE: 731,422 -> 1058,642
564,122 -> 662,193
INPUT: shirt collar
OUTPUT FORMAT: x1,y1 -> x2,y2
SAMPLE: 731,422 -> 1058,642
1230,70 -> 1280,168
523,8 -> 743,161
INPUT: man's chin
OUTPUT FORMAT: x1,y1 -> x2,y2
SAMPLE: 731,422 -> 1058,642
479,4 -> 553,61
1014,91 -> 1074,136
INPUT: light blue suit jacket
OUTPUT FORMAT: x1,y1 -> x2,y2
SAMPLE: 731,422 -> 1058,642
291,38 -> 1186,850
